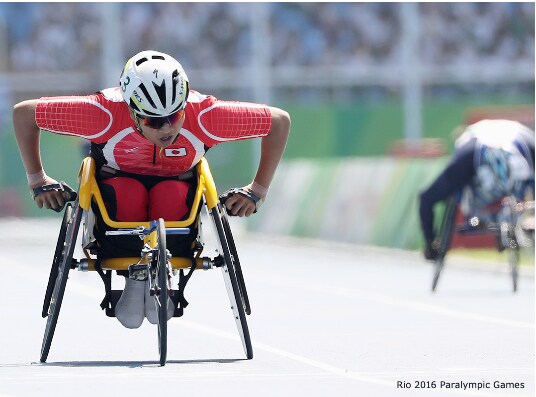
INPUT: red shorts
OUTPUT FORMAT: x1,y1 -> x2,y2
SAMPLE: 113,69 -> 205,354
100,177 -> 192,222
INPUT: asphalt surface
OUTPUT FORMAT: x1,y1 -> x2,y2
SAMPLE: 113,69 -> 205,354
0,218 -> 533,397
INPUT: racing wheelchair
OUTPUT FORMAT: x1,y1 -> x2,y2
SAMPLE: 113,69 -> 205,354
431,189 -> 534,293
40,157 -> 253,365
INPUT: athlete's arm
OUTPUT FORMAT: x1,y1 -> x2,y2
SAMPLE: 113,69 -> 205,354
252,106 -> 291,191
225,106 -> 291,217
419,147 -> 474,242
13,99 -> 64,210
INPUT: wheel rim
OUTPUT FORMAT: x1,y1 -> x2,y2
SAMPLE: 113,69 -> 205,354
41,203 -> 82,362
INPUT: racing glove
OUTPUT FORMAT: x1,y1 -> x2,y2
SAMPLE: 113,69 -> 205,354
424,239 -> 440,261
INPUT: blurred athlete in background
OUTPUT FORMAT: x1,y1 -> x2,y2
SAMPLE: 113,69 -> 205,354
419,119 -> 534,260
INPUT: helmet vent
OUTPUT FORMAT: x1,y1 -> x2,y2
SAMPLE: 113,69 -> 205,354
171,70 -> 179,104
152,55 -> 165,61
153,80 -> 167,109
138,83 -> 157,109
135,57 -> 148,66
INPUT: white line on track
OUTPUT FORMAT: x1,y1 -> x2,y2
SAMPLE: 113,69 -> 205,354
22,272 -> 533,397
1,255 -> 532,397
247,270 -> 534,329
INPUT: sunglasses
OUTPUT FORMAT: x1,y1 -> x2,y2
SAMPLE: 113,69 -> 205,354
135,109 -> 185,129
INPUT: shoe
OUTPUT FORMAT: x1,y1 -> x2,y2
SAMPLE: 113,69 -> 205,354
115,277 -> 145,329
145,280 -> 175,324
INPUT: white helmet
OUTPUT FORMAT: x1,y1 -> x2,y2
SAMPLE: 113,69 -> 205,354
119,50 -> 189,117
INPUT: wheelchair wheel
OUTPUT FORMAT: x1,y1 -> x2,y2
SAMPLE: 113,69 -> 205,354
500,197 -> 519,292
211,205 -> 253,359
155,218 -> 168,366
40,201 -> 83,363
220,204 -> 251,315
508,236 -> 519,293
42,203 -> 72,318
432,196 -> 457,292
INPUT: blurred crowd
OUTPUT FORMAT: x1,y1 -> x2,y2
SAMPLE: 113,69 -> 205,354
0,2 -> 533,72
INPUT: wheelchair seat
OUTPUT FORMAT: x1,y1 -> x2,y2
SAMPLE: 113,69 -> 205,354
69,157 -> 219,319
40,156 -> 254,364
77,156 -> 219,272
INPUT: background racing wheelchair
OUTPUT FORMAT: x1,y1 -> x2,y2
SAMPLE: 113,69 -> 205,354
431,182 -> 534,293
39,156 -> 253,366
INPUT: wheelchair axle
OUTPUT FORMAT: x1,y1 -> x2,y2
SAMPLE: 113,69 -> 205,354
74,256 -> 223,273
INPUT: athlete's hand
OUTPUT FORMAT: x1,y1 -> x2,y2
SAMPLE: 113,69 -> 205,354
31,176 -> 66,211
424,239 -> 440,261
221,183 -> 267,217
223,192 -> 257,217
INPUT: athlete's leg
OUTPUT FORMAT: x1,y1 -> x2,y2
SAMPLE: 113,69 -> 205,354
148,180 -> 192,221
100,177 -> 148,221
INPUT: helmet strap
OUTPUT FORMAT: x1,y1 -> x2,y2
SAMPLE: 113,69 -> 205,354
131,110 -> 145,137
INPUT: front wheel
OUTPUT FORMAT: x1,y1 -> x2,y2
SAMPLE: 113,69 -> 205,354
155,218 -> 168,366
500,197 -> 519,292
508,240 -> 519,293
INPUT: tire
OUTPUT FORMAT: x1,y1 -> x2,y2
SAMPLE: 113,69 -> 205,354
508,243 -> 519,293
432,197 -> 457,292
220,204 -> 251,315
40,202 -> 83,363
42,204 -> 72,318
211,206 -> 253,359
501,197 -> 519,292
156,218 -> 168,366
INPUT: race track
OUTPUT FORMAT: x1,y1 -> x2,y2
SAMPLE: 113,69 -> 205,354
0,218 -> 533,397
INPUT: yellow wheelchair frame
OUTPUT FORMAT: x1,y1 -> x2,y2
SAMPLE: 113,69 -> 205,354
40,157 -> 253,365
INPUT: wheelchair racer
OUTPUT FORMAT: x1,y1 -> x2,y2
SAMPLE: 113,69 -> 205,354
419,119 -> 535,260
12,50 -> 290,328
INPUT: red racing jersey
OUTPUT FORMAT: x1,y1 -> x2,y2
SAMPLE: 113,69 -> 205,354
35,87 -> 272,176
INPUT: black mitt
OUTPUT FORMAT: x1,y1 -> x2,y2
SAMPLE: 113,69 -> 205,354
32,181 -> 78,213
219,188 -> 261,216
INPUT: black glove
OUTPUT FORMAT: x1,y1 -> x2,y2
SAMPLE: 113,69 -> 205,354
32,181 -> 77,213
424,239 -> 440,261
219,187 -> 261,216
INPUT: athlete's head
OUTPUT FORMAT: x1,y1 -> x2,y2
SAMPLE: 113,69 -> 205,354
119,51 -> 189,147
119,50 -> 189,119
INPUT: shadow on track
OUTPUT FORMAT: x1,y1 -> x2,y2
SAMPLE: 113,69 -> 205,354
29,358 -> 245,368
